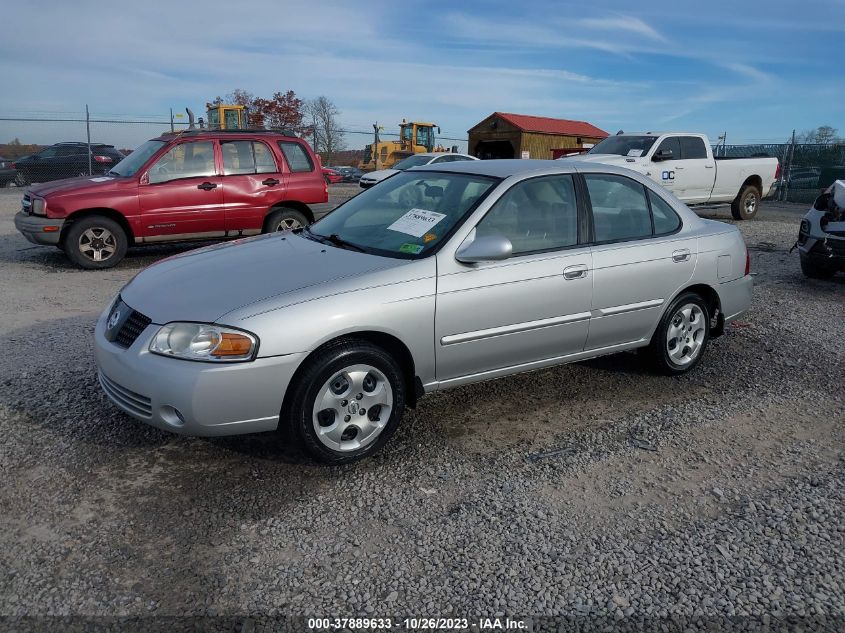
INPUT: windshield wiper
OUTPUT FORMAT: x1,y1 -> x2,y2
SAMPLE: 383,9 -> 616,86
324,233 -> 367,253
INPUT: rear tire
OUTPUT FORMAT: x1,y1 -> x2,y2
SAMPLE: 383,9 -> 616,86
643,292 -> 711,375
731,185 -> 761,220
800,256 -> 837,279
263,207 -> 308,232
63,215 -> 127,269
285,338 -> 406,465
14,172 -> 28,187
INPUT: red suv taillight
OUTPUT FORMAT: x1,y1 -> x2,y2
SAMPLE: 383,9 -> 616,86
93,155 -> 113,163
774,162 -> 781,180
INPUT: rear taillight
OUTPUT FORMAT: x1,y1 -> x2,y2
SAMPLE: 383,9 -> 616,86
10,163 -> 16,169
744,249 -> 751,276
774,162 -> 781,180
93,155 -> 113,163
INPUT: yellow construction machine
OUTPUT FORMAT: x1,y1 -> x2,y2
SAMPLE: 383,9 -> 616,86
205,103 -> 250,129
362,120 -> 448,170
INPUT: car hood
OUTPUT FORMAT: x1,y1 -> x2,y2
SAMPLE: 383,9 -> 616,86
360,169 -> 398,182
27,175 -> 125,197
120,232 -> 404,325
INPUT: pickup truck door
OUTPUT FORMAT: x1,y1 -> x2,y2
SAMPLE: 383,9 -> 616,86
679,136 -> 716,203
649,136 -> 689,199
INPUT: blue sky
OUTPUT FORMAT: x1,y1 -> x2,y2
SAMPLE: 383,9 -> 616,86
1,0 -> 843,149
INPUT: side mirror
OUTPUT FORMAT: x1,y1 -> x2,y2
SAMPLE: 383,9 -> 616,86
455,234 -> 513,263
653,149 -> 673,162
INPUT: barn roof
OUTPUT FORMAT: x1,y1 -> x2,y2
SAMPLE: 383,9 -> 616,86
477,112 -> 609,138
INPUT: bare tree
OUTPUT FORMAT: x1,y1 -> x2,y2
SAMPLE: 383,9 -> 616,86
306,96 -> 345,165
796,125 -> 841,144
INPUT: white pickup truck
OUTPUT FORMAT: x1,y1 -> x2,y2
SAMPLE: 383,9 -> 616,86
564,132 -> 780,220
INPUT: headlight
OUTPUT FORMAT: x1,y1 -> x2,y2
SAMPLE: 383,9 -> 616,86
31,198 -> 46,216
149,323 -> 258,362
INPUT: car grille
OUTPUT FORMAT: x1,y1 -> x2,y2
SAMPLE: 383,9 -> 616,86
114,307 -> 152,348
21,194 -> 32,214
98,371 -> 152,418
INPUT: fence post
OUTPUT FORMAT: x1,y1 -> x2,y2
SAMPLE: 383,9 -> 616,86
170,108 -> 175,133
782,130 -> 795,202
86,104 -> 92,176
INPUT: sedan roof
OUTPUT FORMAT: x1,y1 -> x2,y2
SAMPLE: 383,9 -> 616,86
411,158 -> 574,178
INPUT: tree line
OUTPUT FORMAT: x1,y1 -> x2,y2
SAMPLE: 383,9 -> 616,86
211,89 -> 346,165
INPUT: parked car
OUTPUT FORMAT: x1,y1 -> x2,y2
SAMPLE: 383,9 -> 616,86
12,142 -> 126,184
0,157 -> 17,187
795,180 -> 845,279
562,133 -> 780,220
331,166 -> 363,183
15,130 -> 327,269
322,167 -> 344,184
359,152 -> 478,188
94,159 -> 752,464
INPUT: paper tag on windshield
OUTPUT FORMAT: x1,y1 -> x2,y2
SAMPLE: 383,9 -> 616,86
626,149 -> 643,157
387,209 -> 446,238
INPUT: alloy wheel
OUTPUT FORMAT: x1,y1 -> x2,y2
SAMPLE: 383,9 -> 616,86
78,227 -> 117,262
276,217 -> 303,231
665,303 -> 706,366
312,364 -> 393,452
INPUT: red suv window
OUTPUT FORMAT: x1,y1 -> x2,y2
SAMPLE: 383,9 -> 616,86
278,141 -> 314,172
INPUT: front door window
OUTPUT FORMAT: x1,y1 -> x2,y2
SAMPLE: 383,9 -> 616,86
148,141 -> 215,184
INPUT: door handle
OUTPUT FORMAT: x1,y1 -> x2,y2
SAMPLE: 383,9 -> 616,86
262,178 -> 280,186
672,249 -> 691,262
197,182 -> 217,191
563,264 -> 588,280
705,164 -> 714,169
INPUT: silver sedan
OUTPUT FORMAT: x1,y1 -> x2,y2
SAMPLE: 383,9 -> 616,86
94,159 -> 752,463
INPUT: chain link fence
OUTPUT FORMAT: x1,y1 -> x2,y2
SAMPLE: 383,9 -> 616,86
0,111 -> 469,186
716,143 -> 845,203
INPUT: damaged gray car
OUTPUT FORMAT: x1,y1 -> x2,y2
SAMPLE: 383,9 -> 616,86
796,180 -> 845,279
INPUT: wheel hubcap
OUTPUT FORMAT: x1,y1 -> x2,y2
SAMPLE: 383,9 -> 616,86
665,303 -> 706,366
745,194 -> 757,214
312,364 -> 393,452
79,227 -> 116,262
276,217 -> 302,231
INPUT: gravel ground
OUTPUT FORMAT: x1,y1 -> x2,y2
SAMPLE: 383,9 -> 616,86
0,186 -> 843,631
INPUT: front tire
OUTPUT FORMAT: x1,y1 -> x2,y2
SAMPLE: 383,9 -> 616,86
643,292 -> 710,375
800,256 -> 837,279
286,338 -> 406,464
14,172 -> 28,187
731,185 -> 761,220
63,215 -> 128,269
263,207 -> 308,232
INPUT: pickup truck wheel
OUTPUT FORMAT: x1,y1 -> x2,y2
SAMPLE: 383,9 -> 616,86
731,185 -> 761,220
800,256 -> 837,279
643,292 -> 710,375
286,338 -> 406,465
63,216 -> 127,269
264,208 -> 307,232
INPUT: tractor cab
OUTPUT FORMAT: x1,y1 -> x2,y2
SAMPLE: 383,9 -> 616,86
206,103 -> 250,130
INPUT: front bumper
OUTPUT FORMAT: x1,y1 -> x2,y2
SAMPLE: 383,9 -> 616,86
14,211 -> 64,245
718,274 -> 753,322
93,310 -> 307,436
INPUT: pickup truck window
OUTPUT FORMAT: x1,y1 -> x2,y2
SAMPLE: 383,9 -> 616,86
680,136 -> 707,159
655,137 -> 681,160
585,174 -> 652,243
149,141 -> 215,184
587,136 -> 657,157
278,141 -> 314,173
648,190 -> 681,234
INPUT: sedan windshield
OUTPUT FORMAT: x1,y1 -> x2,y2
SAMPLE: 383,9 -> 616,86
587,136 -> 657,157
393,154 -> 434,170
307,171 -> 498,259
108,140 -> 165,177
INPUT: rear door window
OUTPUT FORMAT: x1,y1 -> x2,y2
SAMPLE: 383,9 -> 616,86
221,141 -> 278,175
648,190 -> 682,234
278,141 -> 314,172
585,174 -> 652,243
680,136 -> 708,159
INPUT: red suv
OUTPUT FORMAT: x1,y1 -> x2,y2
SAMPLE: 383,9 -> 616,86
14,130 -> 328,269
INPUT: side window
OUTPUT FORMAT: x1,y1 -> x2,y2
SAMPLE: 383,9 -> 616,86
278,141 -> 314,173
56,146 -> 79,158
654,136 -> 681,160
476,175 -> 578,255
585,174 -> 652,243
648,190 -> 681,234
451,155 -> 473,162
39,147 -> 58,158
680,136 -> 707,160
148,141 -> 215,184
253,142 -> 277,173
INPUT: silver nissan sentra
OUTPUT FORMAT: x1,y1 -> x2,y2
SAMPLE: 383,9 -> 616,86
94,159 -> 752,463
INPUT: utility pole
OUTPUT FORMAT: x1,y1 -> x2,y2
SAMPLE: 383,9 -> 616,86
373,122 -> 381,170
85,104 -> 92,176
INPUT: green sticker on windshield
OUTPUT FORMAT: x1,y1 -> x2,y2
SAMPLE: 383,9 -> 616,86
399,243 -> 424,254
